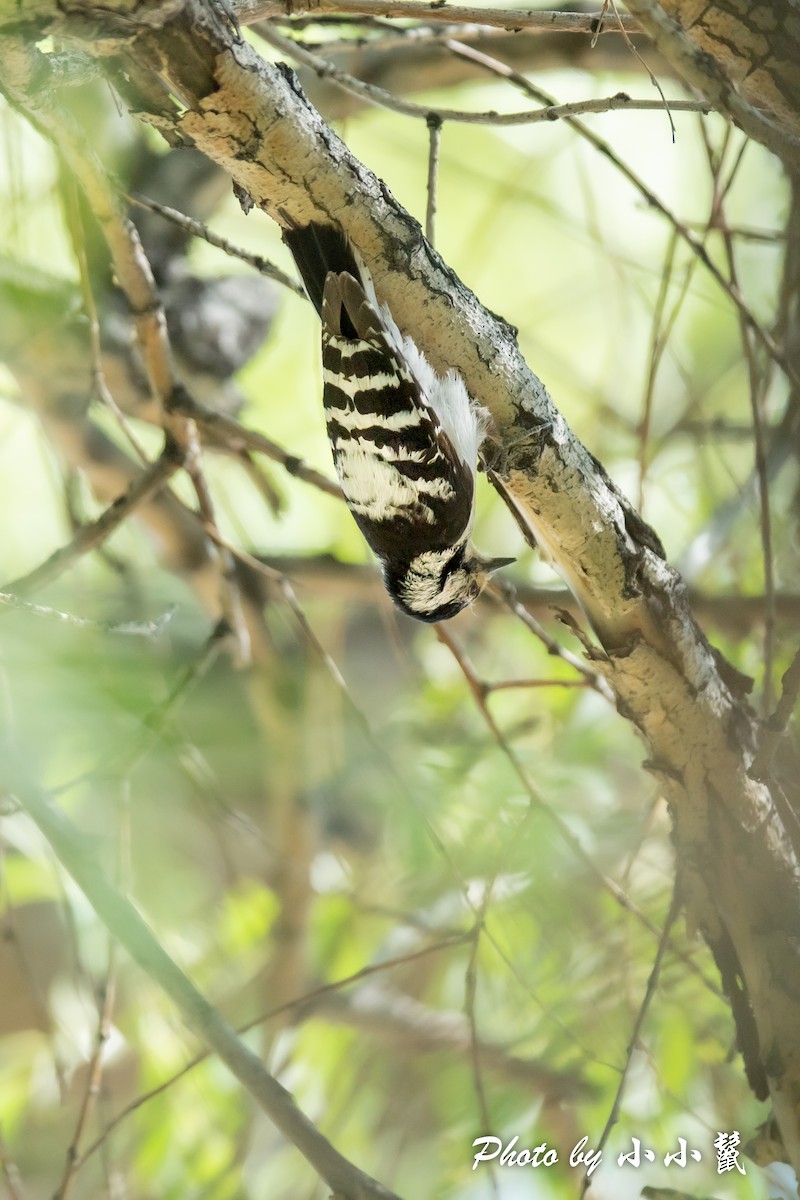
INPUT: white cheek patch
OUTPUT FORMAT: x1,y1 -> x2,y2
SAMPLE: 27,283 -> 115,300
400,546 -> 474,613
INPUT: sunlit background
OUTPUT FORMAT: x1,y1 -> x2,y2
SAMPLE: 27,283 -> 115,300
0,14 -> 794,1200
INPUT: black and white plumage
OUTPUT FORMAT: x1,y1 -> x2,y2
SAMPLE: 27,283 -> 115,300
283,221 -> 512,622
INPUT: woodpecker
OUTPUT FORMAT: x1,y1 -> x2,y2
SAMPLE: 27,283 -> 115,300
283,221 -> 513,622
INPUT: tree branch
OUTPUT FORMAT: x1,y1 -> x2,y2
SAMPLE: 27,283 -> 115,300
235,0 -> 641,34
2,451 -> 181,597
259,25 -> 709,125
9,780 -> 402,1200
622,0 -> 800,166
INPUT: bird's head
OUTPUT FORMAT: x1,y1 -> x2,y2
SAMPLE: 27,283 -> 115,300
389,546 -> 514,623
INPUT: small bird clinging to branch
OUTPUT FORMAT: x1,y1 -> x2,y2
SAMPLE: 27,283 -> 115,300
283,220 -> 513,622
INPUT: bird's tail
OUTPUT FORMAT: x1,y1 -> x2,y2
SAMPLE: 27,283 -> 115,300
282,219 -> 361,319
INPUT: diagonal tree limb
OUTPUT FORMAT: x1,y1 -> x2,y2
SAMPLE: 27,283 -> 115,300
9,778 -> 403,1200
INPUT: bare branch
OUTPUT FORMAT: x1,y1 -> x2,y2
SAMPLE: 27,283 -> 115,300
0,1128 -> 27,1200
11,781 -> 403,1200
446,40 -> 799,389
54,952 -> 118,1200
126,192 -> 306,296
750,650 -> 800,784
260,25 -> 710,125
2,451 -> 181,597
0,593 -> 176,637
581,885 -> 682,1195
237,0 -> 642,34
424,113 -> 442,244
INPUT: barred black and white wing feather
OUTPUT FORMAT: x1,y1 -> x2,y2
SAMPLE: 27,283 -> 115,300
284,221 -> 512,622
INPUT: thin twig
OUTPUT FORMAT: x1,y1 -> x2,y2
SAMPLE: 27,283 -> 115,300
445,40 -> 800,390
236,451 -> 282,514
238,0 -> 642,35
608,0 -> 675,143
485,676 -> 589,692
125,192 -> 305,296
79,935 -> 470,1167
183,428 -> 252,667
637,227 -> 678,509
0,1128 -> 27,1200
749,648 -> 800,783
491,577 -> 613,697
589,0 -> 608,48
435,625 -> 722,999
425,113 -> 442,245
259,26 -> 709,126
11,782 -> 404,1200
54,951 -> 118,1200
0,593 -> 176,637
2,451 -> 180,597
581,884 -> 681,1196
465,920 -> 499,1200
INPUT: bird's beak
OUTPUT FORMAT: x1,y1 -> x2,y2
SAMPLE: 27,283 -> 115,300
482,555 -> 515,573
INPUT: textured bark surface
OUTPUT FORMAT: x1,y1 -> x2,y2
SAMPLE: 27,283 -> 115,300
663,0 -> 800,136
623,0 -> 800,164
1,0 -> 800,1188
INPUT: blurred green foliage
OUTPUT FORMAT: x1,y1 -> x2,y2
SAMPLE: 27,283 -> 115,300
0,32 -> 793,1200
